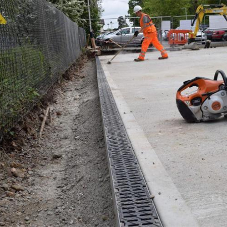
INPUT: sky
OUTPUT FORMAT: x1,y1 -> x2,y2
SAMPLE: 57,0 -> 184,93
100,0 -> 131,30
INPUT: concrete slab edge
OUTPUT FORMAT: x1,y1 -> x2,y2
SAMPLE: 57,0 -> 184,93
100,60 -> 199,227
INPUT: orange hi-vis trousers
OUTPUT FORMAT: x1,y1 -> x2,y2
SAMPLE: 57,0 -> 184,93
139,32 -> 168,60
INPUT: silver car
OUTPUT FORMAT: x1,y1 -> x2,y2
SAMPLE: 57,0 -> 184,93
103,27 -> 144,46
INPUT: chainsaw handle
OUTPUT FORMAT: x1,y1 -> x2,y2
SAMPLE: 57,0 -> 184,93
214,70 -> 227,86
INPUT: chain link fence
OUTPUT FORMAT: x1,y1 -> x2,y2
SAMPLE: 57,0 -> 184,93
0,0 -> 86,137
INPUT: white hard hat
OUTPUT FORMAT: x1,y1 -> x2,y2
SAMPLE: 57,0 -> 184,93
134,5 -> 142,13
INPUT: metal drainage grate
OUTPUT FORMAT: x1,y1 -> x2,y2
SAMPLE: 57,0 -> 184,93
96,57 -> 163,227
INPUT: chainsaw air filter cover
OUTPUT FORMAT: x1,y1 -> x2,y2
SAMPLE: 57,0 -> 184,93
176,70 -> 227,122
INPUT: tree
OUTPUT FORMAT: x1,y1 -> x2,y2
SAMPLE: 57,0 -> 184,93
79,0 -> 102,36
128,0 -> 227,19
48,0 -> 86,24
127,0 -> 143,26
142,0 -> 190,17
48,0 -> 102,35
128,0 -> 143,16
117,16 -> 128,28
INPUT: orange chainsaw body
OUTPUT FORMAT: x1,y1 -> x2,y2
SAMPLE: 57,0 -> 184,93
176,70 -> 227,122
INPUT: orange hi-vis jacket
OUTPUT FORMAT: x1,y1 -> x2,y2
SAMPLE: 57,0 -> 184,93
137,13 -> 168,60
140,13 -> 156,35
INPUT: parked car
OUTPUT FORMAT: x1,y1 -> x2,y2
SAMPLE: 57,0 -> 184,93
95,32 -> 113,46
204,29 -> 225,41
100,27 -> 144,46
223,33 -> 227,41
195,30 -> 207,42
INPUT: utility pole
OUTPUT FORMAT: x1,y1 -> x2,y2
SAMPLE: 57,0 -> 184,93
87,0 -> 92,32
87,0 -> 97,49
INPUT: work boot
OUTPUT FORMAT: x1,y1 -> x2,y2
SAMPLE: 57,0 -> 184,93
134,58 -> 144,62
158,56 -> 168,60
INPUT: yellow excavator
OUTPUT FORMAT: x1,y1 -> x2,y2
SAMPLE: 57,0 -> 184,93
188,4 -> 227,43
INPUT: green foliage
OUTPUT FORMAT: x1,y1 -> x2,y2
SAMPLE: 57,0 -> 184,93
79,0 -> 102,36
0,45 -> 48,129
48,0 -> 86,24
128,0 -> 227,28
142,0 -> 190,17
128,0 -> 144,16
48,0 -> 102,36
127,0 -> 143,26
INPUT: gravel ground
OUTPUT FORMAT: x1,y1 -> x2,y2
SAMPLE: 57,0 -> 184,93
0,54 -> 115,227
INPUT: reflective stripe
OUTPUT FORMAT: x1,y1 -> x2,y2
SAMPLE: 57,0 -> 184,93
144,23 -> 154,28
140,53 -> 145,57
161,51 -> 168,57
160,49 -> 166,53
160,48 -> 168,56
141,51 -> 146,54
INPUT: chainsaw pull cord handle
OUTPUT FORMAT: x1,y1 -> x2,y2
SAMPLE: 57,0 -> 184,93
213,70 -> 227,88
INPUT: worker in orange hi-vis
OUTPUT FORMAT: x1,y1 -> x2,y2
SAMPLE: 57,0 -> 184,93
133,5 -> 168,62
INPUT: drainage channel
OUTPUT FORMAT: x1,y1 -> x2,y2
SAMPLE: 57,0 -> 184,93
96,57 -> 163,227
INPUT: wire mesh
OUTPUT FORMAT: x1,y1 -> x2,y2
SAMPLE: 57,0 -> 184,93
0,0 -> 86,137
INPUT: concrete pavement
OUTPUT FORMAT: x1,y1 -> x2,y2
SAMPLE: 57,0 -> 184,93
99,47 -> 227,227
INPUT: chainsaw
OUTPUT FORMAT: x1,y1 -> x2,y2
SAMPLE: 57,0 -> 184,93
176,70 -> 227,122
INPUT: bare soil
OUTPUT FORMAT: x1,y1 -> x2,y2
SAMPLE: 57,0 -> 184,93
0,54 -> 115,227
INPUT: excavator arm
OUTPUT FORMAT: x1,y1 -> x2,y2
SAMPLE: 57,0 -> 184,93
188,4 -> 227,43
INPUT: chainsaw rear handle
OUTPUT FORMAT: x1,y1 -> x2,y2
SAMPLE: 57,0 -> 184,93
213,70 -> 227,86
200,70 -> 227,98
